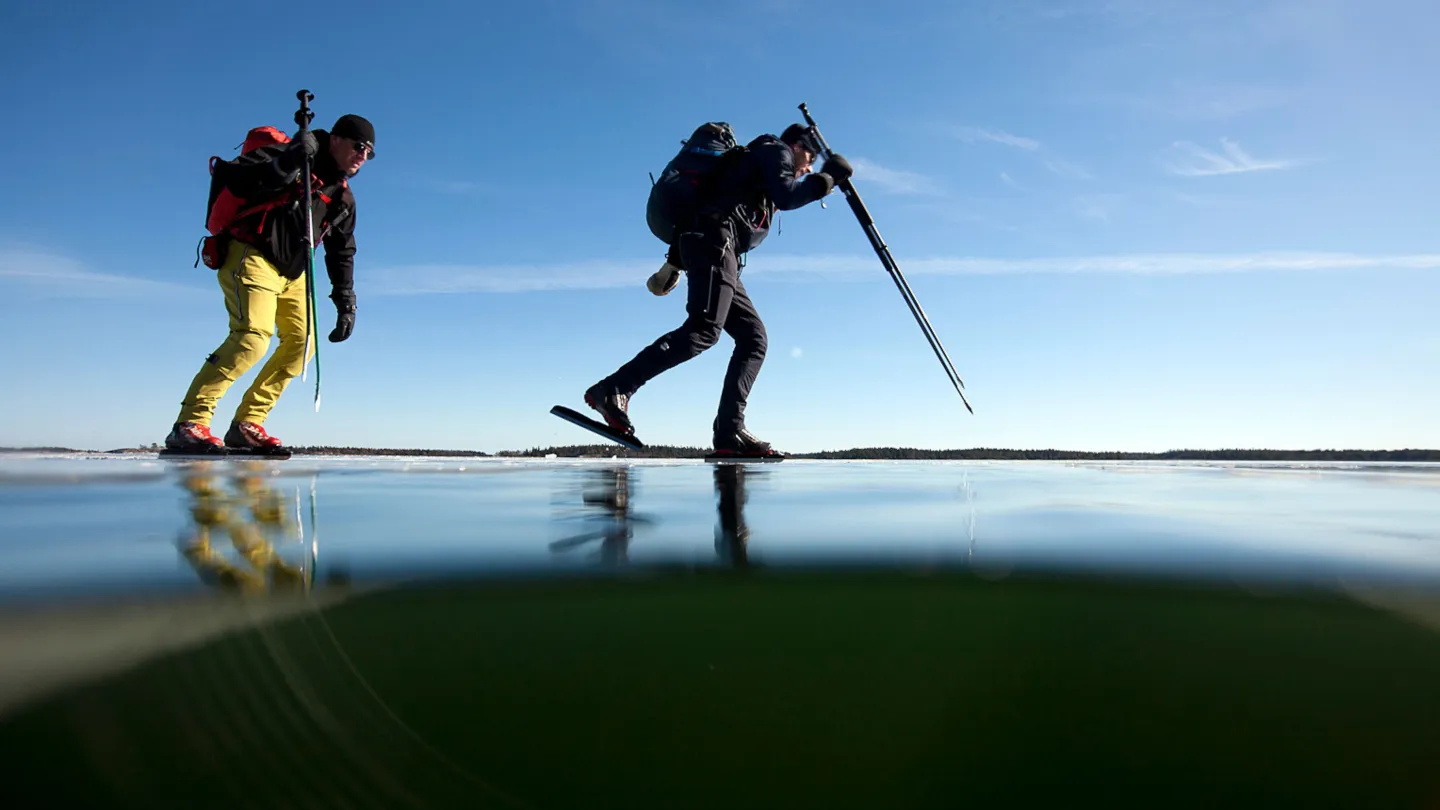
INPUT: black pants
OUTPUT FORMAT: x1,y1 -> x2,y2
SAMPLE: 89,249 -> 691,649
604,222 -> 767,443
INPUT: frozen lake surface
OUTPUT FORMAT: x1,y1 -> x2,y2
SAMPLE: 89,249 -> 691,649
2,453 -> 1438,602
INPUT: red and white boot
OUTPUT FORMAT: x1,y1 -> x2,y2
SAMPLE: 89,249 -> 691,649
225,421 -> 287,455
165,421 -> 226,454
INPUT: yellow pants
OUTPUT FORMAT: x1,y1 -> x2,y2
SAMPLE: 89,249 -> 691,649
176,241 -> 315,426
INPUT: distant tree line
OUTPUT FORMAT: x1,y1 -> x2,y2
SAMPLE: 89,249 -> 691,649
495,445 -> 1440,462
289,446 -> 494,457
794,447 -> 1440,461
498,444 -> 711,459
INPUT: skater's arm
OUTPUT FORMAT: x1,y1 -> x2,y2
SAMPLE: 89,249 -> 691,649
321,193 -> 357,342
322,193 -> 357,295
756,140 -> 833,211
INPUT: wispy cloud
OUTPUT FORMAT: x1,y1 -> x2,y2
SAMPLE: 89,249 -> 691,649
1088,85 -> 1284,121
933,207 -> 1022,233
0,247 -> 203,298
950,126 -> 1040,151
998,172 -> 1023,191
371,251 -> 1440,293
950,126 -> 1091,179
1041,156 -> 1093,180
850,158 -> 941,195
370,259 -> 654,294
1169,189 -> 1238,207
1166,138 -> 1300,176
1073,194 -> 1120,221
756,252 -> 1440,278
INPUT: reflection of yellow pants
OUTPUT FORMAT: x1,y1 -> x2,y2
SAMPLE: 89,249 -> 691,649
179,466 -> 307,594
176,241 -> 314,426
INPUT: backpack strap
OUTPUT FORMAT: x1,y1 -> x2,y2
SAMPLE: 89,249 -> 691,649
226,172 -> 343,238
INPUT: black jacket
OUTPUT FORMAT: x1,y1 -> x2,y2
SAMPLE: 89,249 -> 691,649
702,134 -> 833,254
214,128 -> 357,292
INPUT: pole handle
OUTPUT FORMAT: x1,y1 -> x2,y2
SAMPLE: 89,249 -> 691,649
797,102 -> 835,160
295,89 -> 315,131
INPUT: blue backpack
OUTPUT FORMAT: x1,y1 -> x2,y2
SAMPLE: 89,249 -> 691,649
645,122 -> 744,245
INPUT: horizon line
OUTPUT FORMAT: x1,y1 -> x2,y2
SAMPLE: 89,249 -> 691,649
5,445 -> 1437,458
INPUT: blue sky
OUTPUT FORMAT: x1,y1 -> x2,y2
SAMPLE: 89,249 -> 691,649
1,0 -> 1436,453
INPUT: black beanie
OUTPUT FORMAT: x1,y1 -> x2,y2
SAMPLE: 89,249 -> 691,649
332,114 -> 376,154
780,123 -> 820,156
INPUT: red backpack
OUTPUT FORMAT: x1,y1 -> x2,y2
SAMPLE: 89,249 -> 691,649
196,126 -> 345,269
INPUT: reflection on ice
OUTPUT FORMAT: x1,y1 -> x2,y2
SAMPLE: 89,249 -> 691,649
0,455 -> 1436,604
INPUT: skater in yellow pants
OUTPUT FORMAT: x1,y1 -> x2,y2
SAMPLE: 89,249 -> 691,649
165,113 -> 373,453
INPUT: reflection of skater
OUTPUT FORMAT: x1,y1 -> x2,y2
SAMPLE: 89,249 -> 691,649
549,467 -> 638,566
548,465 -> 758,569
714,464 -> 751,568
177,463 -> 311,594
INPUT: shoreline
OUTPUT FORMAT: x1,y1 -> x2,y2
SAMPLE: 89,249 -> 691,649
5,446 -> 1440,462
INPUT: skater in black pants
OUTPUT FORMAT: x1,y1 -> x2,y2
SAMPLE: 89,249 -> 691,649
585,124 -> 852,458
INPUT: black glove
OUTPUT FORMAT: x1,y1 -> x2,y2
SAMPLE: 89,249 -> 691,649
329,289 -> 356,343
813,171 -> 836,196
821,153 -> 853,184
274,131 -> 320,180
293,130 -> 319,160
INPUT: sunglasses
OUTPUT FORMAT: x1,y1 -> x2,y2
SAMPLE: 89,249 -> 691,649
349,138 -> 375,160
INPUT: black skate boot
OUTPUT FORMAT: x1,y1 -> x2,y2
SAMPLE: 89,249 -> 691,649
709,426 -> 786,461
584,383 -> 635,436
